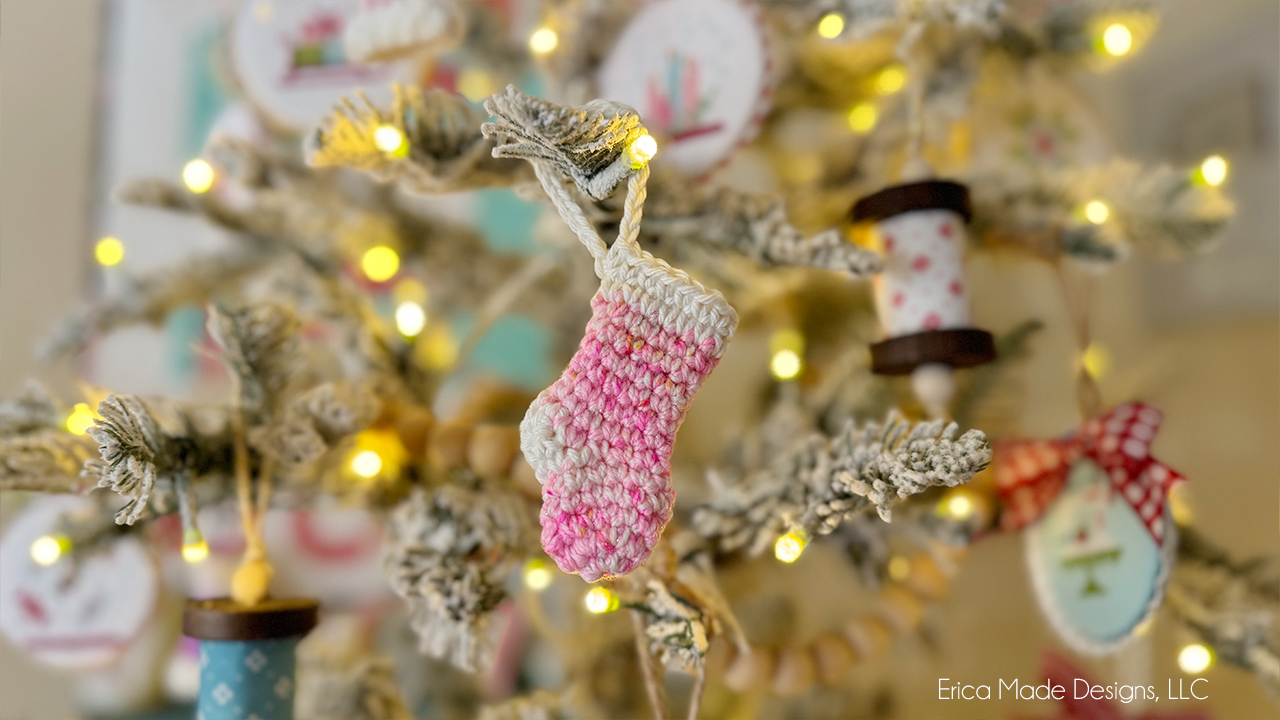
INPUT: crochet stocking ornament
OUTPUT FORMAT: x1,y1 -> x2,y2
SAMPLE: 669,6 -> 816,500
483,87 -> 737,581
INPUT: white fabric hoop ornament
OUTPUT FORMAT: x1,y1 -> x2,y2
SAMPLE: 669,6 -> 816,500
343,0 -> 466,63
0,496 -> 158,669
597,0 -> 773,176
230,0 -> 419,132
1024,459 -> 1177,655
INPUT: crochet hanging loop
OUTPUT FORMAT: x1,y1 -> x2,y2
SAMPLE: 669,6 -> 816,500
532,161 -> 649,279
482,85 -> 654,277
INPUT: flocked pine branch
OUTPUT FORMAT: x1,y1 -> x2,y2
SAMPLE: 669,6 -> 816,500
643,181 -> 883,276
83,394 -> 232,524
971,158 -> 1233,266
1166,528 -> 1280,694
308,85 -> 528,194
0,382 -> 64,434
251,381 -> 378,473
637,579 -> 710,673
207,303 -> 304,419
296,642 -> 414,720
84,395 -> 165,524
0,384 -> 99,493
478,689 -> 581,720
692,411 -> 990,556
382,484 -> 538,671
482,85 -> 644,201
41,243 -> 273,359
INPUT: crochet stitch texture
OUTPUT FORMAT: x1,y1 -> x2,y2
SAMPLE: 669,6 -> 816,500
483,86 -> 738,580
522,241 -> 736,581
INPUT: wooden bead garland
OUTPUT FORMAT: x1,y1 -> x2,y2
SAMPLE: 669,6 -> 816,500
718,545 -> 966,695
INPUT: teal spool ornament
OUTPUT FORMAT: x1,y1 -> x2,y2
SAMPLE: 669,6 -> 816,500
184,598 -> 319,720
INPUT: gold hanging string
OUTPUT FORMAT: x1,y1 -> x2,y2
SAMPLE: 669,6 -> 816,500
229,374 -> 275,606
1054,257 -> 1103,419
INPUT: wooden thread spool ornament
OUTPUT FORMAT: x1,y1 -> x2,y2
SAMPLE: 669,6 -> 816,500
850,180 -> 995,418
184,598 -> 319,720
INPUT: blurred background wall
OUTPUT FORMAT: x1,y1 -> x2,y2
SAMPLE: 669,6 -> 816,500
1,1 -> 1275,718
1,2 -> 102,715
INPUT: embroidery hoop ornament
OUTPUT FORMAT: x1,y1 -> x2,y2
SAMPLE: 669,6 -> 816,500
596,0 -> 774,177
998,403 -> 1185,655
0,496 -> 158,670
229,0 -> 419,133
482,87 -> 738,582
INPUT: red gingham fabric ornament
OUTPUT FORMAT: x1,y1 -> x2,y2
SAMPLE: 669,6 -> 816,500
994,403 -> 1185,544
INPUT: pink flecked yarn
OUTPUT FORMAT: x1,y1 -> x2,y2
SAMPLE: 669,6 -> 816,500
521,241 -> 736,581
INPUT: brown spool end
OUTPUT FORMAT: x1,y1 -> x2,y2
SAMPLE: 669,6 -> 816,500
869,328 -> 996,376
850,179 -> 972,224
183,597 -> 319,641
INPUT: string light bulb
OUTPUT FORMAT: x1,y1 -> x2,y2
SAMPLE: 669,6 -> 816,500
395,301 -> 427,337
95,237 -> 125,267
529,27 -> 559,55
524,559 -> 553,591
361,245 -> 401,282
373,124 -> 408,156
874,64 -> 907,96
816,13 -> 845,39
774,530 -> 808,563
182,158 -> 216,194
1084,200 -> 1111,225
181,530 -> 210,564
770,349 -> 802,381
941,491 -> 974,520
65,403 -> 96,435
350,450 -> 383,479
30,535 -> 69,567
628,133 -> 658,168
769,328 -> 805,381
1177,643 -> 1213,674
584,586 -> 619,614
848,102 -> 878,134
1197,155 -> 1228,187
1101,23 -> 1133,57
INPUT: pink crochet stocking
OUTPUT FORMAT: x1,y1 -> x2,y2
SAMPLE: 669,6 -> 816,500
521,165 -> 737,581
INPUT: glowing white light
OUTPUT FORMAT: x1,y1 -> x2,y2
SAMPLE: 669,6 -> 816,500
395,301 -> 427,337
30,535 -> 66,567
373,124 -> 406,154
1199,155 -> 1228,187
774,531 -> 807,563
1178,643 -> 1213,674
524,560 -> 553,591
351,450 -> 383,479
1102,23 -> 1133,57
584,586 -> 618,614
771,349 -> 802,381
529,27 -> 559,55
1084,200 -> 1110,225
944,493 -> 974,520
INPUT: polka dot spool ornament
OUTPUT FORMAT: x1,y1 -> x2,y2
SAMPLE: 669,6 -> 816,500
850,180 -> 995,418
184,598 -> 319,720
